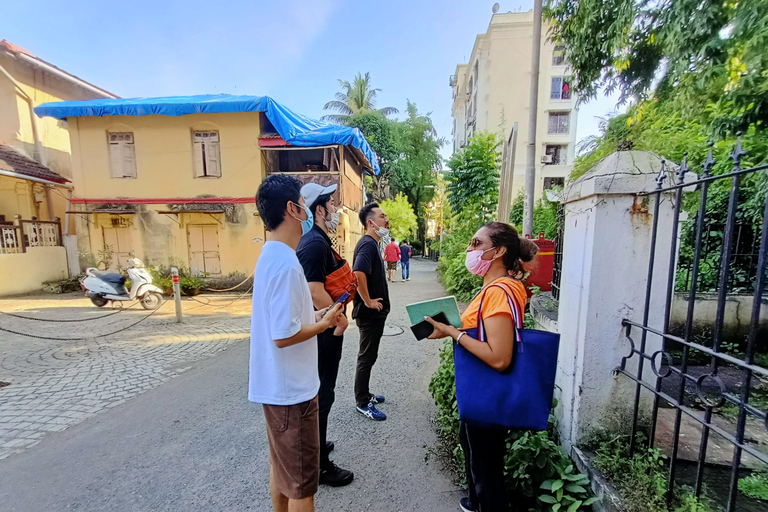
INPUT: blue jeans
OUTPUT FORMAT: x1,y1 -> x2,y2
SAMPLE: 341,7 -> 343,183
401,260 -> 410,279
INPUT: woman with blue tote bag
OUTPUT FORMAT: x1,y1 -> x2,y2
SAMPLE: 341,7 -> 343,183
425,222 -> 559,512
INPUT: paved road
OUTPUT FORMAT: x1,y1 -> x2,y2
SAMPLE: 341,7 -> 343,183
0,293 -> 252,460
0,259 -> 462,511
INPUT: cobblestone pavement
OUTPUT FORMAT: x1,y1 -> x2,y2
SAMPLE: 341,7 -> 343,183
0,293 -> 251,460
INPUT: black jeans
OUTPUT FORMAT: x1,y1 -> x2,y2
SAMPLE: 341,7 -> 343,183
354,316 -> 387,408
318,327 -> 343,466
459,421 -> 510,512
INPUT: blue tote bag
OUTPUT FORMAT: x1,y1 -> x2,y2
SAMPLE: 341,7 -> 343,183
453,283 -> 561,430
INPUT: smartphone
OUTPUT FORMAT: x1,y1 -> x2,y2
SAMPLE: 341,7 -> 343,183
410,312 -> 450,340
334,292 -> 351,306
324,292 -> 350,318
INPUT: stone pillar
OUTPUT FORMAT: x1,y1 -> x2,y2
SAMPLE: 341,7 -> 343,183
555,151 -> 682,451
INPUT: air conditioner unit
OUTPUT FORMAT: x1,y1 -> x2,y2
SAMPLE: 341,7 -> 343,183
541,155 -> 554,164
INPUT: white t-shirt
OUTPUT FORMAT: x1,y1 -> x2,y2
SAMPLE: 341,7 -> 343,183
248,241 -> 319,405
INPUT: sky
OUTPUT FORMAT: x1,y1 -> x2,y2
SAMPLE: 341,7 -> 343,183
2,0 -> 620,163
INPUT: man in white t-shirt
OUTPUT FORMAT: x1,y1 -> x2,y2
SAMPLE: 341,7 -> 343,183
250,174 -> 344,512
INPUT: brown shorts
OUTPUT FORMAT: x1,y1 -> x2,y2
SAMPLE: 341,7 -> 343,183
263,396 -> 320,499
387,261 -> 397,270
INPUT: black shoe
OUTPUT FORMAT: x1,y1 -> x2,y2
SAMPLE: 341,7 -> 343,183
326,440 -> 334,453
459,496 -> 477,512
319,461 -> 354,487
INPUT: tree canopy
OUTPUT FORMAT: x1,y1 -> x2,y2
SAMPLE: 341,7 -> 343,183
322,72 -> 399,124
446,132 -> 501,219
391,101 -> 444,242
546,0 -> 768,136
379,193 -> 418,242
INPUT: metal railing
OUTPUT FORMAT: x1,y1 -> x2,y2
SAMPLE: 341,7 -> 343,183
0,220 -> 62,254
21,220 -> 61,248
617,138 -> 768,512
0,225 -> 22,254
676,221 -> 763,295
551,203 -> 565,300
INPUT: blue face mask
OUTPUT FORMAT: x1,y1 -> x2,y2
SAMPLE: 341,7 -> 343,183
293,202 -> 313,236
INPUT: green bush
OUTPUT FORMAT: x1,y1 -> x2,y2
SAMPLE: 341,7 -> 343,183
590,432 -> 715,512
740,470 -> 768,501
147,266 -> 207,296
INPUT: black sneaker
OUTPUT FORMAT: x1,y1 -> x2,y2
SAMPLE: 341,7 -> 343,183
326,440 -> 334,453
459,497 -> 476,512
319,461 -> 354,487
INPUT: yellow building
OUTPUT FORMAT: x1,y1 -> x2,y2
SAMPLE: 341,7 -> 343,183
450,10 -> 579,201
0,39 -> 116,233
34,95 -> 377,277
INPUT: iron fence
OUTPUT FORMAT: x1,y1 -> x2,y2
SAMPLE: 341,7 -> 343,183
676,221 -> 763,295
617,138 -> 768,512
551,202 -> 565,301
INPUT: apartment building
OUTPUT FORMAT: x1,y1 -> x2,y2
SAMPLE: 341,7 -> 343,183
450,10 -> 579,201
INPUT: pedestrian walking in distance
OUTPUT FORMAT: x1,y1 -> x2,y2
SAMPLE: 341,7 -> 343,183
249,174 -> 345,512
296,182 -> 356,488
384,238 -> 401,282
352,202 -> 391,421
399,240 -> 413,281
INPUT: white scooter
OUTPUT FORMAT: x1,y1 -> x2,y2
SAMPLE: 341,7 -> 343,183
81,258 -> 164,310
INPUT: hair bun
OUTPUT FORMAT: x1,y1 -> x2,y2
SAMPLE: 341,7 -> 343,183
519,238 -> 539,262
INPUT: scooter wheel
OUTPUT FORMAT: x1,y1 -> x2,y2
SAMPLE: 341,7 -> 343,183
141,292 -> 163,310
90,296 -> 109,308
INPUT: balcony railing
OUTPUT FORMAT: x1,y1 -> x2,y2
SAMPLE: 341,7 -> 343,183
0,219 -> 62,254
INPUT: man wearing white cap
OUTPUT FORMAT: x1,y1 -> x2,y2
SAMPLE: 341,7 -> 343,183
296,182 -> 356,488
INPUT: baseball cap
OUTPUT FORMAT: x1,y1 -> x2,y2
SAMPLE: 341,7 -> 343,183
301,182 -> 338,209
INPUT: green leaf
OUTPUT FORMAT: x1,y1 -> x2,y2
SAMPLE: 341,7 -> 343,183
565,484 -> 587,494
553,504 -> 561,512
583,497 -> 598,506
551,480 -> 564,492
539,495 -> 558,504
567,500 -> 582,512
557,487 -> 564,501
540,480 -> 556,491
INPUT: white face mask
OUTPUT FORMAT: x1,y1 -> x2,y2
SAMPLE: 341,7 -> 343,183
371,222 -> 390,239
325,211 -> 340,231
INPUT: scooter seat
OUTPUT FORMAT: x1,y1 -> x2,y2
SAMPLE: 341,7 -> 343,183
90,270 -> 126,285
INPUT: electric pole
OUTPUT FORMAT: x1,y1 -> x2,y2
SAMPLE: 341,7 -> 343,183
523,0 -> 543,236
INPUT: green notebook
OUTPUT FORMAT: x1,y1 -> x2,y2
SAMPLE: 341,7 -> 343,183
406,296 -> 462,328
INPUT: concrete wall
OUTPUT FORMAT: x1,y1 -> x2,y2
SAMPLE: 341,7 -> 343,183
670,293 -> 768,342
451,11 -> 579,202
0,246 -> 68,296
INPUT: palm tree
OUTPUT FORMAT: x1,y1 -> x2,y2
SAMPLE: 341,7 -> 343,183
322,72 -> 399,123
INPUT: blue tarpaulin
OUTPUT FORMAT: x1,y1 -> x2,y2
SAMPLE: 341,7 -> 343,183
34,94 -> 380,174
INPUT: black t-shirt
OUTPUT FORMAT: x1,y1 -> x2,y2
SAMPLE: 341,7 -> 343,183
296,225 -> 344,284
352,234 -> 390,320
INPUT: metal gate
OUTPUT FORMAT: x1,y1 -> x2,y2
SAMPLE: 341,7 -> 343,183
616,138 -> 768,511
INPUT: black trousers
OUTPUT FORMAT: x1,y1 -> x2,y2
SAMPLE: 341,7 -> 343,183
318,327 -> 343,466
459,420 -> 510,512
354,316 -> 387,408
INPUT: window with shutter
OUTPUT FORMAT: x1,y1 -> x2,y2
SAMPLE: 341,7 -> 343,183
193,131 -> 222,178
108,132 -> 137,178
